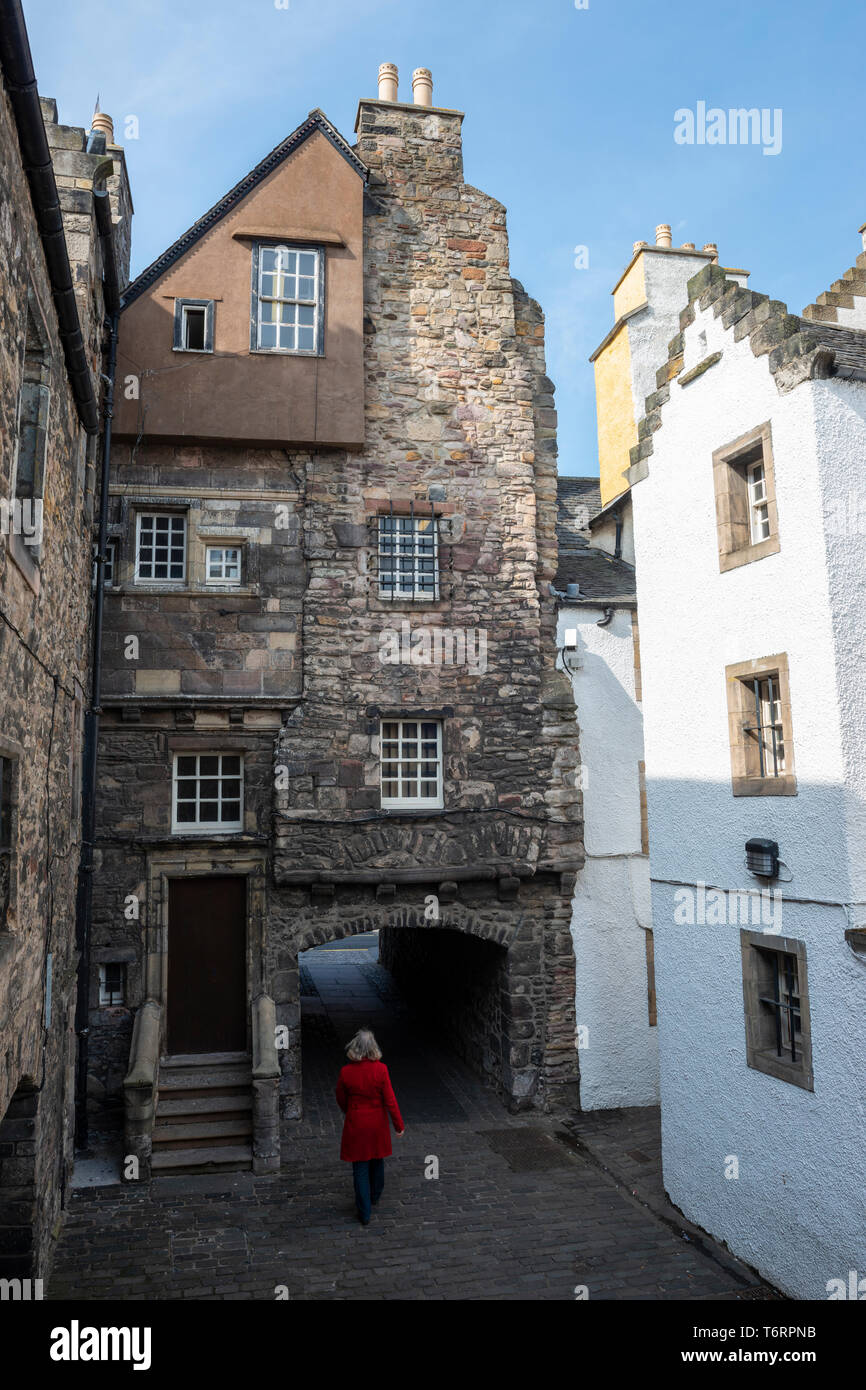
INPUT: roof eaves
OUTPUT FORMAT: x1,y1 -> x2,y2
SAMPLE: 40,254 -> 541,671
121,109 -> 366,308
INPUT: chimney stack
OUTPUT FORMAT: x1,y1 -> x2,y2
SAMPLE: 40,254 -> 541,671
412,68 -> 433,106
655,224 -> 672,248
378,62 -> 398,102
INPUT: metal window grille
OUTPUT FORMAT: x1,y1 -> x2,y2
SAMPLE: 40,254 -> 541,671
206,546 -> 242,585
759,951 -> 801,1062
99,962 -> 126,1007
256,245 -> 320,353
743,675 -> 785,776
172,753 -> 243,830
378,503 -> 439,600
135,513 -> 186,582
380,720 -> 442,807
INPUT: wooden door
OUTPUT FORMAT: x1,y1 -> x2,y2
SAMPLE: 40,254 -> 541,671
167,877 -> 247,1054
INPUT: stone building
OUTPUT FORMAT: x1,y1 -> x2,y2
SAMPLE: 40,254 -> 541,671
89,65 -> 583,1175
619,224 -> 866,1297
0,3 -> 130,1279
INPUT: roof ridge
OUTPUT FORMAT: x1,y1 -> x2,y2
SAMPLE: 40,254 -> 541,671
121,109 -> 366,308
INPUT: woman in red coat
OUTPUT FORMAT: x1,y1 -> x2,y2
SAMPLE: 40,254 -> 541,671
336,1028 -> 404,1225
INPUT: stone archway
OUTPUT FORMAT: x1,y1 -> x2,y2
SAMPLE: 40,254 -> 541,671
277,892 -> 546,1120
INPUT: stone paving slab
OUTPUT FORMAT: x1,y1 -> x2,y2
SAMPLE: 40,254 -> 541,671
48,946 -> 779,1302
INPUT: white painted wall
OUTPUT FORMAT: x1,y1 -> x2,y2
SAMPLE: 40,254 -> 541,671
629,296 -> 866,1298
558,603 -> 658,1108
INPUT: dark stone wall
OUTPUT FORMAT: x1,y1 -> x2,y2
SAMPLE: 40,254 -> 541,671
0,87 -> 130,1277
379,926 -> 510,1094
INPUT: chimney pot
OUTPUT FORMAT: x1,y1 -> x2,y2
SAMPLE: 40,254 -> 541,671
412,67 -> 433,106
378,62 -> 398,103
681,242 -> 695,250
655,224 -> 672,247
702,242 -> 718,261
633,240 -> 648,256
90,109 -> 114,144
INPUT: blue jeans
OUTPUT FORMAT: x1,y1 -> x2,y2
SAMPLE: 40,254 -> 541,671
352,1158 -> 385,1221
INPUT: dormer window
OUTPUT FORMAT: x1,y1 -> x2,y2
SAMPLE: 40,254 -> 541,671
173,298 -> 214,353
252,243 -> 323,355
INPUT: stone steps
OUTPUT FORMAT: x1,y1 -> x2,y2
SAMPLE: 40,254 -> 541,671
152,1117 -> 252,1148
151,1144 -> 253,1175
152,1054 -> 254,1175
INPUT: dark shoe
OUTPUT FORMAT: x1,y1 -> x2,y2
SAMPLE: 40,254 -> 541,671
357,1211 -> 370,1225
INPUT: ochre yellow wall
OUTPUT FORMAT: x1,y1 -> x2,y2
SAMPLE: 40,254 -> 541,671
595,325 -> 638,508
613,253 -> 646,321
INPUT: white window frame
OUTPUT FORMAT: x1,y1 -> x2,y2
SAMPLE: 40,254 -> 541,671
380,720 -> 443,810
377,515 -> 439,601
252,243 -> 323,355
205,544 -> 242,586
98,962 -> 126,1007
171,752 -> 244,834
746,457 -> 770,544
135,512 -> 187,584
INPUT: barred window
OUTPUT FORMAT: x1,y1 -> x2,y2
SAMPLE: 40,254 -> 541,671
172,753 -> 243,832
741,931 -> 812,1090
380,720 -> 443,809
378,516 -> 439,600
135,513 -> 186,583
99,962 -> 126,1007
253,244 -> 322,354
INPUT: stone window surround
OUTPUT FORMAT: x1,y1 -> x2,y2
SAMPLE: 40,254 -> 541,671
112,498 -> 262,595
712,421 -> 780,573
725,653 -> 797,797
740,928 -> 813,1091
141,849 -> 267,1056
98,961 -> 126,1007
172,297 -> 215,354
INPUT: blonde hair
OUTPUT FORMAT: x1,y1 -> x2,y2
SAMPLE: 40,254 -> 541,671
346,1028 -> 382,1062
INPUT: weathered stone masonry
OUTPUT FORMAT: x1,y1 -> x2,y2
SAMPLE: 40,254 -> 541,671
89,83 -> 583,1153
0,81 -> 130,1275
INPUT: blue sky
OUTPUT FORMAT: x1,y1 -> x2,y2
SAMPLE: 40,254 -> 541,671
25,0 -> 866,476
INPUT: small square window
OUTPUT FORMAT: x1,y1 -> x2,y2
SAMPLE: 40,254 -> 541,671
135,513 -> 187,583
172,753 -> 244,833
99,962 -> 126,1007
206,545 -> 242,586
173,299 -> 214,353
380,719 -> 443,809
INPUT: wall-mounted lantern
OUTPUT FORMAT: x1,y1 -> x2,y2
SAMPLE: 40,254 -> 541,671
745,838 -> 779,878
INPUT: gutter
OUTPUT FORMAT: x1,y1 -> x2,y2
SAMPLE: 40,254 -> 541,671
0,0 -> 99,433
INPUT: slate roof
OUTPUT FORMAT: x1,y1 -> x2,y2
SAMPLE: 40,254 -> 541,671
554,476 -> 637,601
121,110 -> 366,308
793,318 -> 866,379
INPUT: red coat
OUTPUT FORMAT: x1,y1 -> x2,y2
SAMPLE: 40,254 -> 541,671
336,1059 -> 404,1161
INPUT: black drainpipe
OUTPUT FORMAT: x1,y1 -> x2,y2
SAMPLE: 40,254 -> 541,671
74,173 -> 121,1151
0,0 -> 99,435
